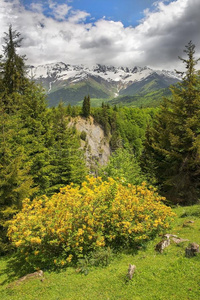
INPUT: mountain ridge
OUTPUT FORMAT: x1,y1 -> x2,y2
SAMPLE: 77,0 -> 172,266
27,62 -> 181,107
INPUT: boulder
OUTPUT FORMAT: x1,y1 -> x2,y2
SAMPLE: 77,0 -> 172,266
171,237 -> 189,244
185,243 -> 199,257
155,238 -> 170,253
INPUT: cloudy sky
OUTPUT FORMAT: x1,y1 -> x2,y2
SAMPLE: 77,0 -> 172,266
0,0 -> 200,70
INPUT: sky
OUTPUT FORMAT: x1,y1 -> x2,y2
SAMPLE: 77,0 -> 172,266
0,0 -> 200,70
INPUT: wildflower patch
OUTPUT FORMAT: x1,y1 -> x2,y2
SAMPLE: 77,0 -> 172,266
8,176 -> 175,269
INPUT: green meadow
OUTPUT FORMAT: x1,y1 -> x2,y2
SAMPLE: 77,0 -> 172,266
0,205 -> 199,300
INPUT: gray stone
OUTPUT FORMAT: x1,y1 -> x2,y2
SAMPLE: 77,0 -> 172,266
127,264 -> 136,280
155,238 -> 170,253
185,243 -> 199,257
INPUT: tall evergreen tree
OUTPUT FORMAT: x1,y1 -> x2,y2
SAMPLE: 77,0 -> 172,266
82,95 -> 90,118
48,102 -> 87,194
1,25 -> 28,111
143,42 -> 200,204
0,105 -> 36,253
19,83 -> 51,195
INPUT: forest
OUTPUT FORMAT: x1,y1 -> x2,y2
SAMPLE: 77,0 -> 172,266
0,25 -> 200,283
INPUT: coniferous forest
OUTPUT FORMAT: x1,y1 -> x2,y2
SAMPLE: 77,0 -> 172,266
0,25 -> 200,287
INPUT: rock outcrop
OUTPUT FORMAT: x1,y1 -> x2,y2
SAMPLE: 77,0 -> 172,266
68,116 -> 111,171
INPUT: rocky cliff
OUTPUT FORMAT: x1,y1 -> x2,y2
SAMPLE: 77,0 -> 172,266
68,116 -> 111,171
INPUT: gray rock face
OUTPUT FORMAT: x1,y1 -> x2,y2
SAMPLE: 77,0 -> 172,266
68,116 -> 111,170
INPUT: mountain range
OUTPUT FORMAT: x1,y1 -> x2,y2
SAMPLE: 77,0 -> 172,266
27,62 -> 181,107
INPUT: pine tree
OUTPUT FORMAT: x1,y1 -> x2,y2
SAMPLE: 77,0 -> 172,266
143,42 -> 200,204
19,83 -> 52,195
1,25 -> 28,111
82,95 -> 90,118
48,102 -> 87,194
0,106 -> 35,253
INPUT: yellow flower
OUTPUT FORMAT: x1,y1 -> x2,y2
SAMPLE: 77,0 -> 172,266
66,254 -> 73,263
30,237 -> 42,244
15,240 -> 22,247
77,228 -> 84,236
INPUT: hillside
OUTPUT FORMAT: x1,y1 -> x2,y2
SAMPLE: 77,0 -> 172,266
108,87 -> 172,107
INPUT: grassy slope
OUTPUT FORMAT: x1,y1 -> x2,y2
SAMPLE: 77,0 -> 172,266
0,205 -> 200,300
108,88 -> 172,108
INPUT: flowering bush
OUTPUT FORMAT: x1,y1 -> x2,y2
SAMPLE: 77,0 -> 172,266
8,176 -> 175,269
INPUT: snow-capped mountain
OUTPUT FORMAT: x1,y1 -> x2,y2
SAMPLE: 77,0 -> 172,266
27,62 -> 181,107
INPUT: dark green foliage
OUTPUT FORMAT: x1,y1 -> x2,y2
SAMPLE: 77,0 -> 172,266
0,107 -> 36,254
92,105 -> 153,155
18,83 -> 52,195
1,26 -> 28,111
82,95 -> 91,118
47,102 -> 87,194
80,130 -> 87,141
143,42 -> 200,204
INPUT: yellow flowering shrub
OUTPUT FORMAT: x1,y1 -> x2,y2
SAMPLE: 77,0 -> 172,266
8,176 -> 175,269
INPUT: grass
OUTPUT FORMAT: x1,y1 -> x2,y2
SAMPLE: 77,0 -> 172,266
0,205 -> 200,300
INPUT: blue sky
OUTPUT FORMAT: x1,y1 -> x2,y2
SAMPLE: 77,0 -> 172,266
22,0 -> 158,27
0,0 -> 200,70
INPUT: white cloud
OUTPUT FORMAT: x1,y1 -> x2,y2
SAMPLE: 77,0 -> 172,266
48,1 -> 72,21
0,0 -> 199,70
30,3 -> 44,14
68,10 -> 90,23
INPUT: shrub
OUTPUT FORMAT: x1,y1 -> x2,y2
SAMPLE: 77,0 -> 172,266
80,130 -> 87,141
8,177 -> 175,270
99,148 -> 146,185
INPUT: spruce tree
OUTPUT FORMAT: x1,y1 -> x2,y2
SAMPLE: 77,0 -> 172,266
48,102 -> 87,194
82,95 -> 90,118
19,83 -> 51,195
2,25 -> 28,111
0,106 -> 35,253
143,42 -> 200,204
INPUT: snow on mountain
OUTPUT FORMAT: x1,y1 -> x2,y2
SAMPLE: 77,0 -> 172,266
27,62 -> 181,87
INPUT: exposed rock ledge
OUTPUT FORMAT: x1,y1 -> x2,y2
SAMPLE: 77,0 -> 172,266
68,116 -> 111,170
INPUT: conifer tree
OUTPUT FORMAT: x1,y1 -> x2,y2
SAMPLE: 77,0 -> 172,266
1,25 -> 28,111
143,42 -> 200,204
0,106 -> 35,253
19,83 -> 51,195
82,95 -> 90,118
48,102 -> 87,194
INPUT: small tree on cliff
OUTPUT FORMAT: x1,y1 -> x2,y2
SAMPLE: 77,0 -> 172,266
82,95 -> 90,118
